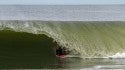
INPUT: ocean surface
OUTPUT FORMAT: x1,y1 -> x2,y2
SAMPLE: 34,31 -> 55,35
0,5 -> 125,21
0,4 -> 125,69
0,21 -> 125,69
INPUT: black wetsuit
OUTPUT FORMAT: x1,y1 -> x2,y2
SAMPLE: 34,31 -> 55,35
56,47 -> 63,56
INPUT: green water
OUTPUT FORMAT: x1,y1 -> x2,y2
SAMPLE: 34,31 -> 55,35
0,21 -> 125,57
0,30 -> 57,69
0,21 -> 125,69
54,58 -> 125,69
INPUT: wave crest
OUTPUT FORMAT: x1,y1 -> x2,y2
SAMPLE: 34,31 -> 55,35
0,21 -> 125,58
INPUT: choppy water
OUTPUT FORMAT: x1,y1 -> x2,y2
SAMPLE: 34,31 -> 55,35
0,21 -> 125,69
0,5 -> 125,21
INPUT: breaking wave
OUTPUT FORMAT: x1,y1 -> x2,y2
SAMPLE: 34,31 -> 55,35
0,20 -> 125,58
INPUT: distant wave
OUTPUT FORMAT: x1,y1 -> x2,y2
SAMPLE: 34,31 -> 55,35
0,5 -> 125,21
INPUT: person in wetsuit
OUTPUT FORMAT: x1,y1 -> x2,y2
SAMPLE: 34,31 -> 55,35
56,47 -> 63,56
56,46 -> 69,56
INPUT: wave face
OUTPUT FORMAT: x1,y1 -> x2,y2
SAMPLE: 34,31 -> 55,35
0,21 -> 125,58
0,30 -> 58,68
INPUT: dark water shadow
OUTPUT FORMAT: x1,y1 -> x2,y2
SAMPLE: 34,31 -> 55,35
0,30 -> 58,69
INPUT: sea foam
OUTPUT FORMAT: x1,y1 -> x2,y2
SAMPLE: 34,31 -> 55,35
109,53 -> 125,58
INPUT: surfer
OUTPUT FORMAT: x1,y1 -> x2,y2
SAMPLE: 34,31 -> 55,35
56,47 -> 63,56
54,41 -> 69,57
56,47 -> 69,57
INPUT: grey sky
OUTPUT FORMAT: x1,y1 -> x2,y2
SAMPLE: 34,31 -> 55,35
0,0 -> 125,5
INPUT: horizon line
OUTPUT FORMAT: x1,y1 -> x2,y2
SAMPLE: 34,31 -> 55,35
0,4 -> 125,5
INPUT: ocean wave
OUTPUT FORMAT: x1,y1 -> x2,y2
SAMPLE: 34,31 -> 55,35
0,20 -> 125,58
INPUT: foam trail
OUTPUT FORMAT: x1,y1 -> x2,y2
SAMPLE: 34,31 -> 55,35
94,65 -> 125,69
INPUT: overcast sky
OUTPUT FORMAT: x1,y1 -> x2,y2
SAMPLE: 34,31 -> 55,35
0,0 -> 125,5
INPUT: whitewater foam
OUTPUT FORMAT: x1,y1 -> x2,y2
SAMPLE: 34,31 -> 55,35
109,53 -> 125,58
